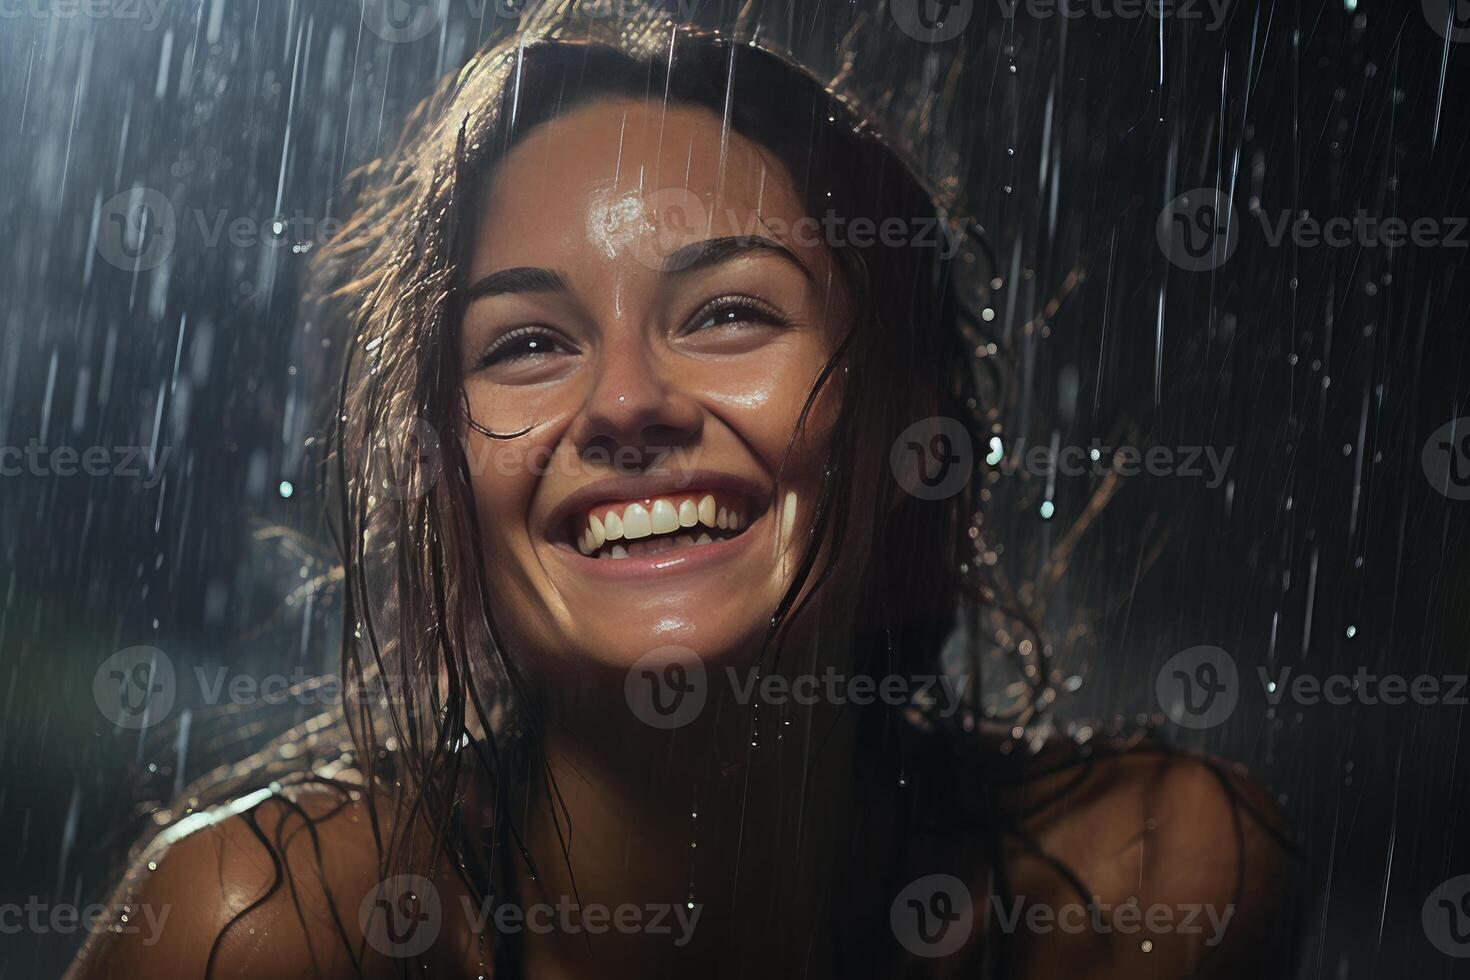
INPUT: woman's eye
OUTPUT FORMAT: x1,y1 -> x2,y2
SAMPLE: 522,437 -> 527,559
476,327 -> 573,370
684,297 -> 789,335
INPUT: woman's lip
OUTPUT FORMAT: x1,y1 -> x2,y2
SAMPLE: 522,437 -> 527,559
547,511 -> 766,582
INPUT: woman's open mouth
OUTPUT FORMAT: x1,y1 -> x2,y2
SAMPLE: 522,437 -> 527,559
568,491 -> 755,560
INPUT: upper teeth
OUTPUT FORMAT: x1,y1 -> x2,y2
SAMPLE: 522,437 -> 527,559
577,494 -> 744,555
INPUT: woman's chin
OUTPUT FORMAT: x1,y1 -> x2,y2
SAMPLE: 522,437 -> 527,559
562,613 -> 770,672
522,606 -> 775,717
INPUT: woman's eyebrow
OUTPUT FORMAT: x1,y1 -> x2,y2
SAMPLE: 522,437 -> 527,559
661,235 -> 815,281
461,266 -> 570,305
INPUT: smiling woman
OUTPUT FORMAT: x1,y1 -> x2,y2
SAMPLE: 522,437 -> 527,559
461,93 -> 855,672
64,8 -> 1303,980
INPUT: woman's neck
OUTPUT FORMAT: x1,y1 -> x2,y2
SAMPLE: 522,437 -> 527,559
507,638 -> 888,978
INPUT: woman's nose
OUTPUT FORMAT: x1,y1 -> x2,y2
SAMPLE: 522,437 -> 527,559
570,336 -> 703,465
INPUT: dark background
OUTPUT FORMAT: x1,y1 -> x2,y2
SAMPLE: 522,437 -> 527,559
2,0 -> 1468,976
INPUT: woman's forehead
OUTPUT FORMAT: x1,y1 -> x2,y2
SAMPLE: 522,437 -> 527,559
469,98 -> 830,282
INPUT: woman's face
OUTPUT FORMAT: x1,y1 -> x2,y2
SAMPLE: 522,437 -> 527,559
459,97 -> 850,675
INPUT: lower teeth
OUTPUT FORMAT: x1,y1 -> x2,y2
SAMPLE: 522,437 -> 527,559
596,530 -> 720,559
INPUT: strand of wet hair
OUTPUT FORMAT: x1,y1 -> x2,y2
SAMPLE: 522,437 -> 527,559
201,808 -> 285,980
444,113 -> 590,953
270,792 -> 370,977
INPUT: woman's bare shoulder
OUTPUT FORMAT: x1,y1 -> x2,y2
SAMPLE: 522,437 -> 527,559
993,734 -> 1305,979
62,778 -> 468,979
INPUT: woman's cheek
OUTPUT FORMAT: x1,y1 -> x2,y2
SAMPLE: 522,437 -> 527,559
696,341 -> 834,454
